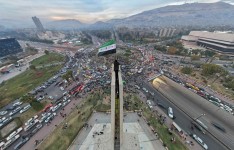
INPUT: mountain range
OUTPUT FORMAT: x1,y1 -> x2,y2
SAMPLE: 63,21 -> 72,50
1,2 -> 234,30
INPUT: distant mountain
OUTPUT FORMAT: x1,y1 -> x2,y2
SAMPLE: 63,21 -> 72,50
107,2 -> 234,28
45,19 -> 86,30
86,21 -> 113,30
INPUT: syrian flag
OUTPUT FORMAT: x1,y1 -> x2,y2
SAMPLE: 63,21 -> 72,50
98,40 -> 116,56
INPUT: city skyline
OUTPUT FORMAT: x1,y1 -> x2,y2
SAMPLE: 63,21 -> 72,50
0,0 -> 233,25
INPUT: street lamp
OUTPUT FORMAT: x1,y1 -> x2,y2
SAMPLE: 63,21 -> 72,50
195,113 -> 205,120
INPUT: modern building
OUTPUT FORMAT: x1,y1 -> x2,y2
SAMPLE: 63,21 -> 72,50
0,38 -> 23,58
181,31 -> 234,54
159,28 -> 176,37
32,16 -> 45,32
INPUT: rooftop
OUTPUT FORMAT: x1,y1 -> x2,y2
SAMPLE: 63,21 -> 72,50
189,31 -> 234,43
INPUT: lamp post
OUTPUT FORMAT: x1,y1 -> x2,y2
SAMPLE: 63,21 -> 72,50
195,113 -> 206,120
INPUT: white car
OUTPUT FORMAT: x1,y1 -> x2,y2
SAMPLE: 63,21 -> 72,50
60,87 -> 65,91
13,101 -> 23,107
168,107 -> 174,119
0,111 -> 7,116
142,87 -> 148,93
192,134 -> 208,150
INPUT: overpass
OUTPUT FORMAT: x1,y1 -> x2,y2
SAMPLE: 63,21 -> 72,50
147,70 -> 164,81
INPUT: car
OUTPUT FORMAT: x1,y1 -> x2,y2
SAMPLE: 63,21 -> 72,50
209,96 -> 221,103
0,117 -> 6,123
20,104 -> 31,114
13,101 -> 23,107
209,100 -> 220,107
157,103 -> 166,109
60,87 -> 65,91
192,134 -> 208,150
211,122 -> 226,133
142,87 -> 148,93
48,96 -> 54,100
135,85 -> 140,90
0,111 -> 8,116
191,121 -> 206,134
168,107 -> 174,119
146,100 -> 153,109
149,92 -> 154,96
9,107 -> 21,116
6,106 -> 15,111
14,137 -> 29,150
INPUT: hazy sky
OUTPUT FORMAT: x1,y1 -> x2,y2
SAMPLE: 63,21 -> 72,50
0,0 -> 233,24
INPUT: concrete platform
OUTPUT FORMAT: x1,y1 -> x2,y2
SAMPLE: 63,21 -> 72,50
69,113 -> 165,150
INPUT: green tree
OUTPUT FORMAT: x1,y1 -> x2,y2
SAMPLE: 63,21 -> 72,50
44,50 -> 49,55
202,64 -> 226,76
181,67 -> 193,74
62,70 -> 73,81
29,65 -> 36,70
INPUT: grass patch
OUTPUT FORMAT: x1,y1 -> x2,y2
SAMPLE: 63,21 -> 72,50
31,52 -> 65,66
0,65 -> 63,108
95,103 -> 110,112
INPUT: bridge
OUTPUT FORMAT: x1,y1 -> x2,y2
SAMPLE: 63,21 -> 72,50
147,71 -> 164,81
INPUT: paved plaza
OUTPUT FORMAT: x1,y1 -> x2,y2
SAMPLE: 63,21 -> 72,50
69,112 -> 165,150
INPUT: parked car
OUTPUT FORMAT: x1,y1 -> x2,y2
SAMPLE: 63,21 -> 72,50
0,111 -> 7,116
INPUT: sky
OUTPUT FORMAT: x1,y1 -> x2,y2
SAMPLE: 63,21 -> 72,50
0,0 -> 233,25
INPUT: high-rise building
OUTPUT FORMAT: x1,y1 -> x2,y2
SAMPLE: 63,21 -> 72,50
32,16 -> 45,32
159,28 -> 176,37
0,38 -> 23,58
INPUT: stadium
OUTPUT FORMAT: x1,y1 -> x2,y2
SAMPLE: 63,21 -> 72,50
182,31 -> 234,55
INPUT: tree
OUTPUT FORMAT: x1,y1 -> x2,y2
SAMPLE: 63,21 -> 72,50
29,65 -> 36,70
62,70 -> 73,81
167,46 -> 177,55
202,64 -> 226,76
44,50 -> 49,55
204,50 -> 216,57
181,67 -> 193,74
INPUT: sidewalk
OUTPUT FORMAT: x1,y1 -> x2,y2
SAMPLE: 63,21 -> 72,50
137,91 -> 202,150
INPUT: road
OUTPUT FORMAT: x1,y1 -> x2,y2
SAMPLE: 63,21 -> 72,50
137,76 -> 234,150
0,52 -> 44,84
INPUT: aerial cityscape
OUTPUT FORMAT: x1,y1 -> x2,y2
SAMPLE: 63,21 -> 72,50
0,0 -> 234,150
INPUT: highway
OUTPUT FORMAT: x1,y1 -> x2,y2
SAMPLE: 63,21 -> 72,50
137,76 -> 234,150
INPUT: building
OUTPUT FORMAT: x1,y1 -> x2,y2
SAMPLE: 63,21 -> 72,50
159,28 -> 176,37
0,38 -> 23,58
32,16 -> 45,32
181,31 -> 234,54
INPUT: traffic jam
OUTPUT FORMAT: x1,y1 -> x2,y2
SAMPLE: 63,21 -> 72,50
0,49 -> 111,150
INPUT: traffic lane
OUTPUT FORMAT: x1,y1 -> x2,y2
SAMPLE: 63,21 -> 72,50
141,81 -> 229,150
162,76 -> 234,131
152,92 -> 226,150
155,77 -> 234,149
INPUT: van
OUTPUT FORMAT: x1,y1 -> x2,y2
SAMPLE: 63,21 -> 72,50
135,85 -> 140,90
168,107 -> 174,119
147,100 -> 153,109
